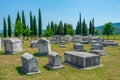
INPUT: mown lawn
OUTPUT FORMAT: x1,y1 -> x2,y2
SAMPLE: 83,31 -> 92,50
0,40 -> 120,80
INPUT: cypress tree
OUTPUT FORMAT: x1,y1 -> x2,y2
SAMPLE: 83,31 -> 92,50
38,9 -> 42,38
57,21 -> 64,35
8,15 -> 12,38
76,22 -> 79,35
30,11 -> 33,38
79,13 -> 82,35
54,23 -> 58,35
3,17 -> 7,38
33,16 -> 37,37
89,20 -> 92,35
51,21 -> 55,34
22,10 -> 26,39
82,18 -> 87,36
64,23 -> 67,35
76,13 -> 82,35
91,18 -> 95,35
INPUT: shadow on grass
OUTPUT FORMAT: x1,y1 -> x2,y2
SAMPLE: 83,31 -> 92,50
16,66 -> 26,75
43,65 -> 51,71
33,52 -> 48,57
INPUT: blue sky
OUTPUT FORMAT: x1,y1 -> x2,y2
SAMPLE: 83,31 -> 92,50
0,0 -> 120,30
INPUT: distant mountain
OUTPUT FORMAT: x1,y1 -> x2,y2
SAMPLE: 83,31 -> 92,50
96,22 -> 120,35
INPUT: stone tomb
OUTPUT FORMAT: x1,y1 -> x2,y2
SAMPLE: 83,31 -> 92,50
64,52 -> 101,69
4,38 -> 22,54
37,38 -> 51,56
91,43 -> 103,50
73,43 -> 86,51
90,50 -> 107,56
101,40 -> 118,47
21,52 -> 40,75
63,35 -> 72,43
30,40 -> 38,47
59,41 -> 66,48
73,35 -> 82,43
46,52 -> 63,69
50,35 -> 62,43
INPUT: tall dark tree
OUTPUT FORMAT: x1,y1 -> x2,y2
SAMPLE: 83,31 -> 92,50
76,21 -> 80,35
82,18 -> 88,36
54,23 -> 58,35
33,16 -> 37,37
3,17 -> 7,37
89,20 -> 92,35
8,15 -> 12,37
38,9 -> 42,38
57,21 -> 64,35
51,21 -> 55,34
79,13 -> 82,35
91,18 -> 95,35
64,23 -> 67,35
76,13 -> 82,35
30,11 -> 33,38
22,10 -> 26,39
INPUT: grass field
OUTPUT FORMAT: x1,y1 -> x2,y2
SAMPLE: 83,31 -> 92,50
0,40 -> 120,80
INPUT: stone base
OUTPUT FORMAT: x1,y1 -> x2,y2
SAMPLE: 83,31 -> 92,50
64,62 -> 103,70
5,51 -> 23,54
90,50 -> 107,56
22,69 -> 41,75
38,52 -> 48,56
46,64 -> 63,69
73,48 -> 86,51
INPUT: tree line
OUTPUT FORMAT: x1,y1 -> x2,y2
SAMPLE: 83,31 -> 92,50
3,10 -> 114,39
3,9 -> 42,39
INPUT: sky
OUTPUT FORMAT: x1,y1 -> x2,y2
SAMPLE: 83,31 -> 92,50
0,0 -> 120,30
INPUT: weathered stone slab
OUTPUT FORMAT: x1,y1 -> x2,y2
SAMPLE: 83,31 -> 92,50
50,35 -> 62,43
46,52 -> 63,69
63,35 -> 72,43
4,38 -> 23,54
73,35 -> 82,43
21,52 -> 40,75
64,52 -> 101,69
30,40 -> 38,47
91,43 -> 103,50
101,41 -> 118,47
90,50 -> 107,56
73,43 -> 86,51
37,38 -> 51,56
59,41 -> 66,48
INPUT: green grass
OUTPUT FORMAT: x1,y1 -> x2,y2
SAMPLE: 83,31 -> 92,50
0,40 -> 120,80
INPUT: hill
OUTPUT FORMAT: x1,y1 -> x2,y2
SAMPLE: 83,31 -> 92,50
96,22 -> 120,35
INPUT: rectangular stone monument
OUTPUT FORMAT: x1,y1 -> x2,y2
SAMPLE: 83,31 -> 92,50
4,38 -> 23,54
91,43 -> 103,50
30,40 -> 38,47
64,35 -> 72,43
64,52 -> 101,69
73,43 -> 86,51
90,50 -> 107,56
21,52 -> 40,75
50,35 -> 62,43
73,35 -> 82,43
37,38 -> 51,56
46,52 -> 63,69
